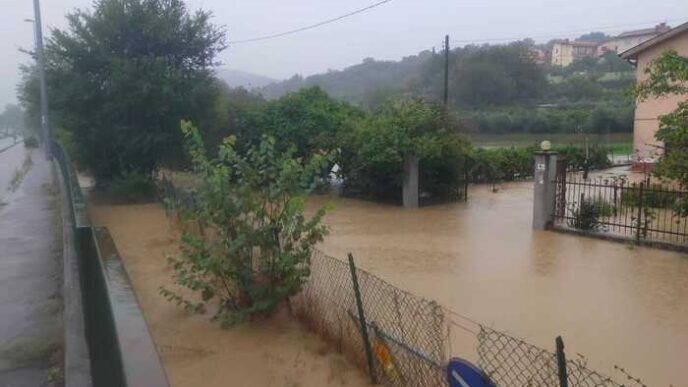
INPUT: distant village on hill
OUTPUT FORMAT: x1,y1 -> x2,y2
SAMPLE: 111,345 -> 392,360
539,23 -> 671,66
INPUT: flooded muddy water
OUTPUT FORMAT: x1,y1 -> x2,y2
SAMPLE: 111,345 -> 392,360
310,182 -> 688,387
91,178 -> 688,387
90,203 -> 371,387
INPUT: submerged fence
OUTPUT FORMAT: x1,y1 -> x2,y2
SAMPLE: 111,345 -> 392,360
554,172 -> 688,248
474,326 -> 646,387
291,250 -> 448,386
159,176 -> 650,387
292,250 -> 647,387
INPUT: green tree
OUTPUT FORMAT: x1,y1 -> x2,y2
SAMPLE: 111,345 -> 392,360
0,105 -> 24,135
161,121 -> 332,326
16,65 -> 41,136
451,43 -> 547,107
634,50 -> 688,205
250,87 -> 364,159
577,32 -> 610,43
340,98 -> 470,202
28,0 -> 226,180
200,83 -> 265,155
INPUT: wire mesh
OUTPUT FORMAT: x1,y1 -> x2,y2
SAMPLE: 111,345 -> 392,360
476,325 -> 646,387
566,359 -> 626,387
291,250 -> 448,387
477,326 -> 558,387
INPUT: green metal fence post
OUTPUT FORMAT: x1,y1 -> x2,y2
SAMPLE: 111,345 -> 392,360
555,336 -> 569,387
348,253 -> 378,384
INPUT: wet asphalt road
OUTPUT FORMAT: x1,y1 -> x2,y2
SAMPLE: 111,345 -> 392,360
0,147 -> 62,387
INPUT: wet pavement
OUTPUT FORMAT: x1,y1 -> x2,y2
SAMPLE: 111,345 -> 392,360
0,149 -> 62,386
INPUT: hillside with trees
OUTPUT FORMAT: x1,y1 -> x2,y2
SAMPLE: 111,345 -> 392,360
16,3 -> 629,204
260,41 -> 636,135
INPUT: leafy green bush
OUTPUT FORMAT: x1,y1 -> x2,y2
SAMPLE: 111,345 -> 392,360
23,136 -> 39,148
467,144 -> 611,182
339,98 -> 470,203
594,199 -> 616,217
160,121 -> 332,326
247,87 -> 364,159
568,200 -> 606,232
468,147 -> 532,182
556,144 -> 612,170
109,170 -> 156,203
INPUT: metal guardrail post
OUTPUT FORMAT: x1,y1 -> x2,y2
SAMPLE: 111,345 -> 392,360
555,336 -> 569,387
348,253 -> 378,384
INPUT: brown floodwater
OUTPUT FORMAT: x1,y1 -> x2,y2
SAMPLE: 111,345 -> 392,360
90,202 -> 371,387
91,178 -> 688,387
310,182 -> 688,387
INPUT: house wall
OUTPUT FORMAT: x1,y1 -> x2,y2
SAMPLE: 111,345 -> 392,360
617,33 -> 658,53
551,43 -> 574,66
633,32 -> 688,164
599,34 -> 658,56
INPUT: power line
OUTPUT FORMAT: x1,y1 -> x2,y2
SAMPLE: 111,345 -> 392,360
228,0 -> 393,45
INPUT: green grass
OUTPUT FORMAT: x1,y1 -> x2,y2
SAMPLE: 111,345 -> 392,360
469,133 -> 633,155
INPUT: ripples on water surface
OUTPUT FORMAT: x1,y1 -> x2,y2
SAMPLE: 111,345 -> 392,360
311,182 -> 688,386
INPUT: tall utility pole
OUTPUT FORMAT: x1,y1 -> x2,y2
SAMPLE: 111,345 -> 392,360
32,0 -> 51,159
443,34 -> 449,107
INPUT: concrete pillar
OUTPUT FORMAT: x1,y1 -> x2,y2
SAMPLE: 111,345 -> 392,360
532,151 -> 558,230
402,153 -> 419,208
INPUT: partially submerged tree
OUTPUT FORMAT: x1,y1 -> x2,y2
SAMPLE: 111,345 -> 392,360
340,98 -> 470,202
248,86 -> 364,159
161,121 -> 332,326
634,50 -> 688,213
29,0 -> 226,180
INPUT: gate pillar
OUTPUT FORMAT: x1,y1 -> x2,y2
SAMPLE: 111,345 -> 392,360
533,150 -> 558,230
403,153 -> 419,208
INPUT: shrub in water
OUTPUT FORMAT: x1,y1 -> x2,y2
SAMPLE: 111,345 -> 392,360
109,170 -> 155,203
160,121 -> 332,327
568,200 -> 606,232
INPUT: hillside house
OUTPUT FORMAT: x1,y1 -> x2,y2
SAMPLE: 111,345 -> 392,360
599,23 -> 671,56
621,22 -> 688,170
550,40 -> 599,66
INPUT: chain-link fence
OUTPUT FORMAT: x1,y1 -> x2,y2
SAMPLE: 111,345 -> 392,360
476,326 -> 559,386
475,326 -> 646,387
294,250 -> 648,387
156,173 -> 199,216
291,250 -> 448,387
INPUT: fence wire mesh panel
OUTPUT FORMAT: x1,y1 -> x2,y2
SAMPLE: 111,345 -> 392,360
476,326 -> 644,387
554,172 -> 688,247
565,360 -> 626,387
477,326 -> 558,387
291,250 -> 449,386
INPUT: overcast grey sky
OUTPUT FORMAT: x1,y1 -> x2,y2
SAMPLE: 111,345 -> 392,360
1,0 -> 686,107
